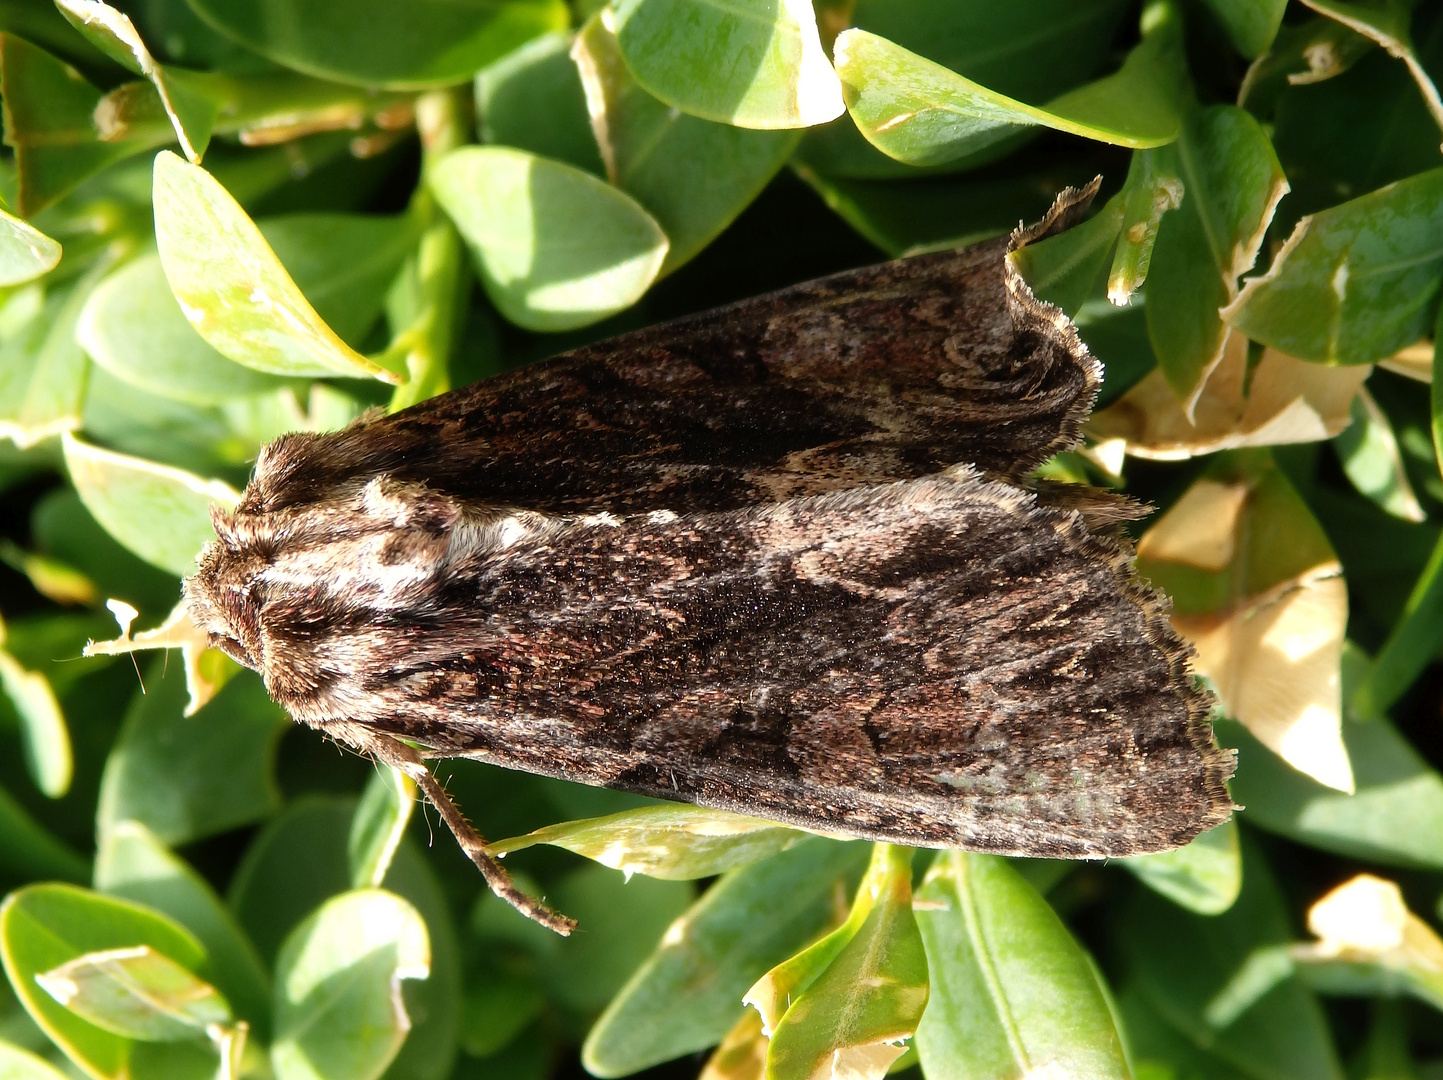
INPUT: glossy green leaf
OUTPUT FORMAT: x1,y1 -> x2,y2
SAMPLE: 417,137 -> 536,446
96,664 -> 288,848
95,822 -> 271,1036
0,1040 -> 69,1080
152,151 -> 400,383
0,645 -> 70,799
0,36 -> 134,216
612,0 -> 844,130
1121,839 -> 1344,1080
584,838 -> 869,1077
834,2 -> 1185,168
1298,0 -> 1443,136
431,145 -> 668,331
181,0 -> 568,88
1200,0 -> 1288,58
78,252 -> 293,405
35,945 -> 230,1042
227,798 -> 461,1080
1108,149 -> 1184,305
1334,387 -> 1425,522
573,12 -> 799,273
62,434 -> 236,576
0,883 -> 207,1080
795,0 -> 1131,179
1226,166 -> 1443,365
765,844 -> 927,1080
1121,819 -> 1243,915
474,32 -> 607,176
489,804 -> 808,880
55,0 -> 216,162
1146,104 -> 1288,411
30,491 -> 180,617
535,863 -> 694,1016
271,889 -> 429,1080
348,766 -> 416,889
0,209 -> 59,286
915,852 -> 1128,1080
0,277 -> 97,450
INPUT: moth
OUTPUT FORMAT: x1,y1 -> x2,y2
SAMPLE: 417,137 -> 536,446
185,182 -> 1236,932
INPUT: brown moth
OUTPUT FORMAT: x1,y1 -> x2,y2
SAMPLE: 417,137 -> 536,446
185,182 -> 1236,933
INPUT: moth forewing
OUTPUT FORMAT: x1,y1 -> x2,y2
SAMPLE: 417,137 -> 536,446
185,183 -> 1236,931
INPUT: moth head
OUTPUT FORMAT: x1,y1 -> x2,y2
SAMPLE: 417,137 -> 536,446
183,504 -> 265,671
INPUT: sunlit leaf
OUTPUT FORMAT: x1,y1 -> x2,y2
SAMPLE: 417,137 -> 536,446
1225,166 -> 1443,364
699,1008 -> 767,1080
490,804 -> 808,881
62,434 -> 236,577
1088,334 -> 1370,458
0,645 -> 71,798
834,2 -> 1185,168
271,889 -> 429,1080
1107,148 -> 1184,305
0,208 -> 60,285
181,0 -> 568,89
762,845 -> 926,1080
35,945 -> 231,1042
573,10 -> 799,273
1121,819 -> 1243,915
431,145 -> 667,331
1334,386 -> 1426,522
0,274 -> 102,449
348,767 -> 416,889
152,151 -> 401,383
55,0 -> 216,161
1145,104 -> 1288,412
0,1040 -> 70,1080
1138,460 -> 1353,791
611,0 -> 844,129
584,838 -> 868,1078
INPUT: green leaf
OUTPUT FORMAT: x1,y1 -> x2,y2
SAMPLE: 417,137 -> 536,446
96,664 -> 288,848
914,852 -> 1129,1080
535,863 -> 694,1016
572,12 -> 800,274
30,491 -> 180,617
611,0 -> 844,130
583,838 -> 869,1077
1010,192 -> 1123,318
62,434 -> 237,576
152,151 -> 400,383
34,945 -> 230,1042
474,32 -> 608,176
1121,839 -> 1344,1080
182,0 -> 568,88
0,647 -> 70,799
1121,819 -> 1244,916
1225,166 -> 1443,365
1238,16 -> 1375,115
95,821 -> 271,1037
489,804 -> 809,880
0,209 -> 59,286
271,889 -> 429,1080
54,0 -> 216,162
431,145 -> 668,332
765,844 -> 928,1080
0,275 -> 98,450
794,0 -> 1132,180
1108,148 -> 1184,305
0,1040 -> 70,1080
834,1 -> 1185,168
1352,527 -> 1443,719
348,767 -> 416,890
0,36 -> 134,216
0,883 -> 207,1080
1334,387 -> 1426,522
1199,0 -> 1288,58
1146,104 -> 1288,411
78,252 -> 294,406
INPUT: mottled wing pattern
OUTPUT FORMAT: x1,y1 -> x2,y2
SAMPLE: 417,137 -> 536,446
239,186 -> 1100,519
193,472 -> 1232,857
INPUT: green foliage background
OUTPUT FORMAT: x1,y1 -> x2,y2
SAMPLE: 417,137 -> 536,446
1,0 -> 1443,1078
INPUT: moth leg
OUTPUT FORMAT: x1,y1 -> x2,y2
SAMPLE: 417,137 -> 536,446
364,733 -> 578,936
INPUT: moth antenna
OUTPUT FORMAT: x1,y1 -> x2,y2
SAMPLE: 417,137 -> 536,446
364,733 -> 577,936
